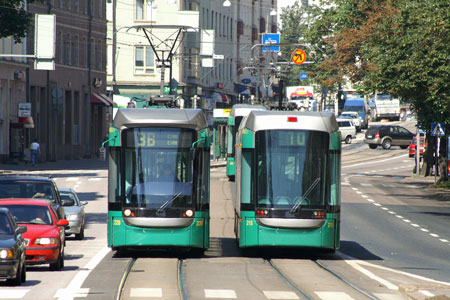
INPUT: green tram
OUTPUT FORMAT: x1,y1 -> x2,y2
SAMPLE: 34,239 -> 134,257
226,104 -> 266,181
234,111 -> 341,251
107,108 -> 211,251
212,108 -> 231,161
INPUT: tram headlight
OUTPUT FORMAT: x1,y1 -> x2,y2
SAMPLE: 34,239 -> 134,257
256,210 -> 269,217
184,209 -> 194,217
313,211 -> 325,219
123,209 -> 132,217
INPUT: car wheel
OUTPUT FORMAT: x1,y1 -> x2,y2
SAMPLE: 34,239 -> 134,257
7,261 -> 23,286
50,249 -> 63,271
345,136 -> 352,144
400,145 -> 408,149
75,226 -> 84,240
382,139 -> 392,149
369,144 -> 378,149
21,261 -> 26,282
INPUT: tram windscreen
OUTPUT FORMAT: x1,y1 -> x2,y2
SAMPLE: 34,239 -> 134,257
255,130 -> 328,209
123,128 -> 195,209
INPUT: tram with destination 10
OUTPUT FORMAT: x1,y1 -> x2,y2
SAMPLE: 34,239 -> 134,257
234,110 -> 341,251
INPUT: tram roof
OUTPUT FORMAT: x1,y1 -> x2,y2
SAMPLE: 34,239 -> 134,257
241,110 -> 339,133
230,104 -> 267,117
113,108 -> 208,131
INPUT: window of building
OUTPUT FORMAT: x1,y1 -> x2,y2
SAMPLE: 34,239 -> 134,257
90,0 -> 94,15
135,0 -> 156,21
90,39 -> 95,69
74,0 -> 79,12
66,0 -> 71,10
135,46 -> 154,74
99,0 -> 103,17
72,37 -> 78,66
97,40 -> 102,70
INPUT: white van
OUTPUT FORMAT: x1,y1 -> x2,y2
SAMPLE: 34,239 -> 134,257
338,119 -> 356,144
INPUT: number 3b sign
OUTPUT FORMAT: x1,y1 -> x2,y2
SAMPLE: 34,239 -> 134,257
291,49 -> 307,65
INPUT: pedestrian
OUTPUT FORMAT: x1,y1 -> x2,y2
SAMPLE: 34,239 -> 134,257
30,139 -> 40,166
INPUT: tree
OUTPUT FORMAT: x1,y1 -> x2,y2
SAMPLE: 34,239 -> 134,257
0,0 -> 43,42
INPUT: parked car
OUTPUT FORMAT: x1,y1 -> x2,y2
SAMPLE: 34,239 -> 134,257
364,125 -> 415,149
337,119 -> 356,144
409,132 -> 426,158
0,176 -> 65,220
338,112 -> 362,132
0,208 -> 27,285
0,199 -> 68,271
59,188 -> 87,240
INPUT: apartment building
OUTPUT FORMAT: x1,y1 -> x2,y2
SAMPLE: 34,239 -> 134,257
0,37 -> 28,162
107,0 -> 277,109
27,0 -> 109,162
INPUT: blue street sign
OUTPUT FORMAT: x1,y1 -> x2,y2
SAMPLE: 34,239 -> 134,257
300,72 -> 308,80
431,122 -> 445,137
262,33 -> 280,52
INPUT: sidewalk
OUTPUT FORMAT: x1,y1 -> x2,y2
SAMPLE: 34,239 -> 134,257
0,158 -> 227,173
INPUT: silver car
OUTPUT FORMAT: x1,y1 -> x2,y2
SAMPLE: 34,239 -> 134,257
59,187 -> 87,240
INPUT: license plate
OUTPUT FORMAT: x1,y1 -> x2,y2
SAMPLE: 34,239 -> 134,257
367,135 -> 372,138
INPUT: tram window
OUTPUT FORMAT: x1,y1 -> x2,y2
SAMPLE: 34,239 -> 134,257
329,151 -> 341,205
108,147 -> 121,203
255,130 -> 328,208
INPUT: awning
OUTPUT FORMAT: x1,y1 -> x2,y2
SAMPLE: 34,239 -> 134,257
91,93 -> 116,106
19,117 -> 34,129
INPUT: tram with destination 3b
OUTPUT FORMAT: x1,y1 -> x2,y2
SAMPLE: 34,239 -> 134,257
107,108 -> 211,251
234,110 -> 341,251
226,104 -> 267,181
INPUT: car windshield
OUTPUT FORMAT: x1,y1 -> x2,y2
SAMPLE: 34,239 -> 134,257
0,181 -> 56,203
60,192 -> 79,206
343,106 -> 364,113
1,205 -> 53,225
0,214 -> 13,235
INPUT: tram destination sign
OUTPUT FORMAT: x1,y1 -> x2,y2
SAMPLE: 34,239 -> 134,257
125,129 -> 194,148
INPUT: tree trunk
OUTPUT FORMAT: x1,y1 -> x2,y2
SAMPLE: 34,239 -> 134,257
420,136 -> 436,176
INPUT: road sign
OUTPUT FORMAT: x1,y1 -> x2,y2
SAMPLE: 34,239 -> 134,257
300,72 -> 308,80
213,54 -> 224,60
163,86 -> 178,94
431,122 -> 445,137
262,33 -> 280,52
291,49 -> 307,65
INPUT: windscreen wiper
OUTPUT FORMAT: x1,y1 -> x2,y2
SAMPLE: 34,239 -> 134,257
157,192 -> 181,213
290,178 -> 320,213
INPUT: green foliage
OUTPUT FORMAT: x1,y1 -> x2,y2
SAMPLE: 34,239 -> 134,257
279,0 -> 450,133
0,0 -> 43,42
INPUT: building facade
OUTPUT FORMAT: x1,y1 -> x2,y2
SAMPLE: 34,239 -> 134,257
107,0 -> 277,110
27,0 -> 110,162
0,37 -> 28,162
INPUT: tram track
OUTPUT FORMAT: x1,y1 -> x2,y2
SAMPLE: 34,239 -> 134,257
268,258 -> 382,300
116,258 -> 137,300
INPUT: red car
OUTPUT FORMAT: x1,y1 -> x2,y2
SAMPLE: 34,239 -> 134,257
0,199 -> 68,271
409,136 -> 426,158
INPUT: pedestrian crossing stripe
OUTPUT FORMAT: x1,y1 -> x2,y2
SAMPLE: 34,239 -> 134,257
0,289 -> 29,299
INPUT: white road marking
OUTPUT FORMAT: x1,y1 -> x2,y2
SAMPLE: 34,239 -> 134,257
373,293 -> 406,300
361,195 -> 368,198
382,207 -> 389,210
419,290 -> 435,297
388,211 -> 396,214
373,203 -> 382,207
204,289 -> 237,298
65,177 -> 79,181
130,288 -> 162,298
439,239 -> 449,243
395,215 -> 404,219
55,246 -> 110,300
429,233 -> 439,238
403,219 -> 411,223
411,224 -> 420,227
420,228 -> 429,232
263,291 -> 299,299
342,182 -> 350,185
356,191 -> 363,195
0,290 -> 29,299
345,261 -> 398,290
381,184 -> 396,187
360,183 -> 373,187
315,291 -> 354,300
88,178 -> 102,181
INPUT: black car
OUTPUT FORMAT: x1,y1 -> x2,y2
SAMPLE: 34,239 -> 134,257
364,125 -> 415,149
0,207 -> 27,285
0,176 -> 66,220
